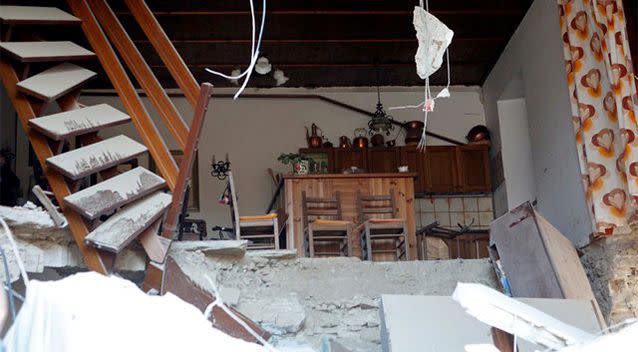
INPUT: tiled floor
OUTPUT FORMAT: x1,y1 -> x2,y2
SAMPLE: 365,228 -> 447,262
415,195 -> 494,230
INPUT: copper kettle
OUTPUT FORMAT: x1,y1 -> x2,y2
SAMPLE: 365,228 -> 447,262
353,128 -> 369,149
339,136 -> 351,148
306,123 -> 323,148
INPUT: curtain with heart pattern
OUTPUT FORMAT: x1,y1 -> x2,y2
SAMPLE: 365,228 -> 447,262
559,0 -> 638,237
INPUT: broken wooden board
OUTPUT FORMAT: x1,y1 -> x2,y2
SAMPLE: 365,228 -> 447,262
489,202 -> 606,328
85,192 -> 171,253
32,185 -> 67,228
64,166 -> 165,219
139,219 -> 171,263
29,104 -> 130,141
162,256 -> 271,343
46,135 -> 147,180
0,6 -> 81,25
0,41 -> 95,63
16,62 -> 96,102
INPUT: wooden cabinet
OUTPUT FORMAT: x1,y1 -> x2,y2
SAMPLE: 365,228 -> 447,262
333,148 -> 367,171
456,144 -> 491,192
400,146 -> 425,193
368,148 -> 400,173
299,144 -> 491,193
423,146 -> 459,193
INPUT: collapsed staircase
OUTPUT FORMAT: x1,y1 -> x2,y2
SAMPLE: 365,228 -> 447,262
0,2 -> 207,282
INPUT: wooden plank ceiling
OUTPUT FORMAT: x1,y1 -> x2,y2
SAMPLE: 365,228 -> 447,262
6,0 -> 546,88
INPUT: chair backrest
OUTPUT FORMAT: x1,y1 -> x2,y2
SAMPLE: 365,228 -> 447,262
356,189 -> 397,222
301,191 -> 342,228
227,171 -> 241,239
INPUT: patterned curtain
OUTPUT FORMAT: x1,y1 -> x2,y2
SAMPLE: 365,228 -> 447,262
559,0 -> 638,236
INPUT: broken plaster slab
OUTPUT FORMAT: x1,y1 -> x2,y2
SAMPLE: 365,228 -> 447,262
168,247 -> 499,352
170,240 -> 247,257
0,204 -> 145,282
248,249 -> 297,260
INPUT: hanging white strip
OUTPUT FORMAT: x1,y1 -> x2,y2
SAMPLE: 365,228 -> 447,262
205,0 -> 266,99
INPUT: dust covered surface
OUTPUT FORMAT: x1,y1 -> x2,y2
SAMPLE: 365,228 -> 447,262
580,229 -> 638,324
170,248 -> 498,352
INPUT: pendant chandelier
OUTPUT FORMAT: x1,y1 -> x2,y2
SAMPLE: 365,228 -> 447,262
369,66 -> 395,136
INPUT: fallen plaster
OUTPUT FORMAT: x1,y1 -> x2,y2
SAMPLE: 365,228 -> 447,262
169,243 -> 499,352
0,204 -> 146,283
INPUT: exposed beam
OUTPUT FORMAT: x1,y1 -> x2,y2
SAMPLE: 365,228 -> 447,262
115,10 -> 524,16
132,37 -> 505,44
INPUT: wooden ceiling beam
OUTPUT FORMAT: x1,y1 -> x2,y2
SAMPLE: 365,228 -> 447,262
131,37 -> 505,44
115,10 -> 525,16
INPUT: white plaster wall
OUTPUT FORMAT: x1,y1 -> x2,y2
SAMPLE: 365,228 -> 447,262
498,98 -> 537,211
482,0 -> 592,246
4,86 -> 485,229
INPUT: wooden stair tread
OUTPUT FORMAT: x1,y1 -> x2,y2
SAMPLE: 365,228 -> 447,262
46,135 -> 147,180
85,192 -> 172,253
17,62 -> 96,101
0,6 -> 81,25
28,104 -> 130,141
64,166 -> 166,220
0,41 -> 95,63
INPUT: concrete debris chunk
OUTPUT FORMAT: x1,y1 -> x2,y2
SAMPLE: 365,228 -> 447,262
248,249 -> 297,260
237,295 -> 306,335
170,240 -> 247,257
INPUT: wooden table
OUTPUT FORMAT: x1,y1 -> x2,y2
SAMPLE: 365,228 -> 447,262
284,173 -> 417,260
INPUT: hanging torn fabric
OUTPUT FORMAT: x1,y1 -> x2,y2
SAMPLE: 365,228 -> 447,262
390,4 -> 454,150
414,6 -> 454,80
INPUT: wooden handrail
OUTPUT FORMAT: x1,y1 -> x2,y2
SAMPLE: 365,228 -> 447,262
90,0 -> 189,150
124,0 -> 200,107
0,58 -> 111,274
161,83 -> 213,239
67,0 -> 178,190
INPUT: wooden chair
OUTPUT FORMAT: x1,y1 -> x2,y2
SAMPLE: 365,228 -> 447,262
357,190 -> 409,261
228,171 -> 281,250
302,191 -> 353,257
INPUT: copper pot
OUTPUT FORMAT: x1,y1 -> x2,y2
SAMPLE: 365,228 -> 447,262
353,128 -> 368,149
371,134 -> 385,147
404,120 -> 424,145
339,136 -> 351,148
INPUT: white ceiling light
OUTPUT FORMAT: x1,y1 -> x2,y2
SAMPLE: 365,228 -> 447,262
273,69 -> 289,86
229,69 -> 241,85
254,57 -> 272,75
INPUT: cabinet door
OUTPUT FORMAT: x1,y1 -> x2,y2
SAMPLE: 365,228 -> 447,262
457,145 -> 491,192
368,148 -> 400,173
334,148 -> 367,172
400,146 -> 425,193
299,148 -> 335,173
423,146 -> 458,193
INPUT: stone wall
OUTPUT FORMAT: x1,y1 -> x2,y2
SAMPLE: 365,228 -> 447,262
581,229 -> 638,324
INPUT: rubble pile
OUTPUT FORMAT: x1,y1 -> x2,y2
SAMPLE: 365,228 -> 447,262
170,243 -> 498,351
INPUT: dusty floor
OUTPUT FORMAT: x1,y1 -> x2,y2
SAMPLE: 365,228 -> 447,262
170,245 -> 498,351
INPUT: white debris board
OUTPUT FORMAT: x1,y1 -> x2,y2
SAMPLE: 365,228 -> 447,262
64,167 -> 165,220
46,135 -> 146,180
17,62 -> 96,101
0,41 -> 95,63
379,295 -> 602,352
85,192 -> 172,253
29,104 -> 130,140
